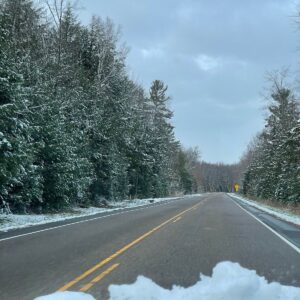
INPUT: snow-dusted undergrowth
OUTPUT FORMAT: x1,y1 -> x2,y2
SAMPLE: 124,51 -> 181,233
0,195 -> 202,232
35,261 -> 300,300
229,193 -> 300,226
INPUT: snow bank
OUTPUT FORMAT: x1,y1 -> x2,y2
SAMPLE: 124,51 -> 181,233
34,291 -> 95,300
35,262 -> 300,300
1,195 -> 202,232
109,262 -> 300,300
229,193 -> 300,226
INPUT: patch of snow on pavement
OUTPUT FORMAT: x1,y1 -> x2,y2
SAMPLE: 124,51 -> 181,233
35,262 -> 300,300
0,195 -> 202,232
229,193 -> 300,226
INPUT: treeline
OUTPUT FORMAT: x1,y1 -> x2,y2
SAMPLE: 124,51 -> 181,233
0,0 -> 197,213
242,74 -> 300,204
194,162 -> 241,193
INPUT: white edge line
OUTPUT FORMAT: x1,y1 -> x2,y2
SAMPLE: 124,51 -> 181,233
228,195 -> 300,255
0,196 -> 201,242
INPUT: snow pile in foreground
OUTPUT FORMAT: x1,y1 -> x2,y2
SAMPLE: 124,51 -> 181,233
0,195 -> 200,232
35,291 -> 95,300
229,193 -> 300,226
34,262 -> 300,300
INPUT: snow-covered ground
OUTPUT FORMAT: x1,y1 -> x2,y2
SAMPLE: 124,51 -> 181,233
35,261 -> 300,300
229,193 -> 300,226
0,195 -> 201,232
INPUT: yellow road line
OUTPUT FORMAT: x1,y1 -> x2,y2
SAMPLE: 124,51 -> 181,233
173,216 -> 182,223
58,201 -> 201,291
79,263 -> 120,292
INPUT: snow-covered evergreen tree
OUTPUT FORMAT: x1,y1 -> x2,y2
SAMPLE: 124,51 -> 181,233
148,80 -> 178,196
242,75 -> 300,204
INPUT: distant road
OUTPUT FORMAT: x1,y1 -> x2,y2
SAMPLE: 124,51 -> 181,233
0,193 -> 299,300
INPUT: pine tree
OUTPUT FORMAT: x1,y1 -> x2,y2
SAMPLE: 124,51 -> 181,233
148,80 -> 178,196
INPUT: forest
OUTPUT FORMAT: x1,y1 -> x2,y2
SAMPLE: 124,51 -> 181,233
0,0 -> 299,214
0,0 -> 198,213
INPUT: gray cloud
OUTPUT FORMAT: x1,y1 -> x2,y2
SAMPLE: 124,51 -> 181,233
79,0 -> 299,163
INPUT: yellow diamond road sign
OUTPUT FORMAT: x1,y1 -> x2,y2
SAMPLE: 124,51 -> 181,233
234,183 -> 240,192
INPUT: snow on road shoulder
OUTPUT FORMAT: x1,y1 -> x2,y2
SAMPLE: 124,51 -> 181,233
35,261 -> 300,300
229,193 -> 300,226
0,206 -> 119,232
0,199 -> 152,232
0,195 -> 202,232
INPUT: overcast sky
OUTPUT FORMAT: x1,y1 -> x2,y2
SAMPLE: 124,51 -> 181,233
79,0 -> 299,164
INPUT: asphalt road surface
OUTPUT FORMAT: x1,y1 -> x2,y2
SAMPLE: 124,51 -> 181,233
0,193 -> 300,300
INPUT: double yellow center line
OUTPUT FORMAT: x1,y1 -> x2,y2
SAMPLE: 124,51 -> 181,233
58,201 -> 201,292
79,263 -> 120,292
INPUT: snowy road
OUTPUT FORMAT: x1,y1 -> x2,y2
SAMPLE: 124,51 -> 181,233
0,193 -> 300,300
